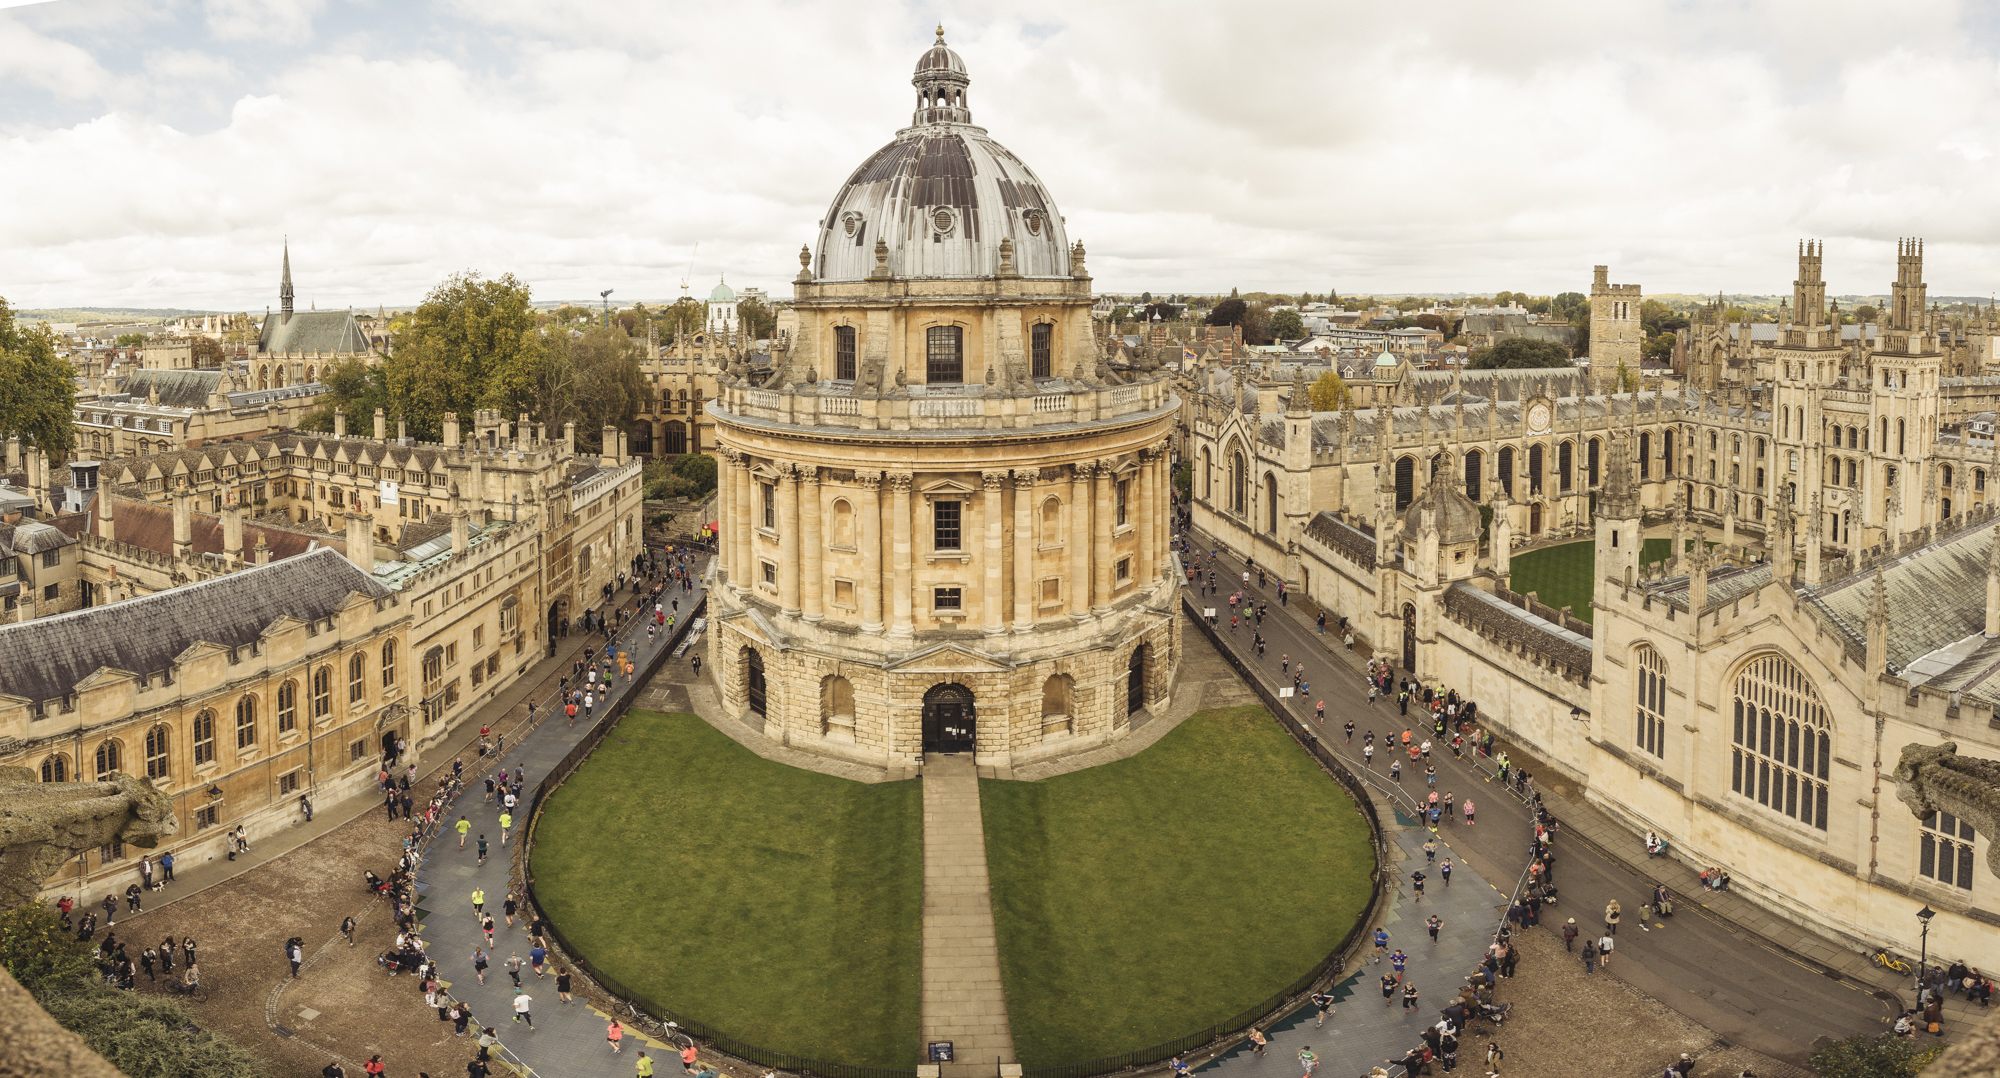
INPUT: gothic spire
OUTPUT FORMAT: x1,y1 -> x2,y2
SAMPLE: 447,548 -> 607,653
280,237 -> 295,317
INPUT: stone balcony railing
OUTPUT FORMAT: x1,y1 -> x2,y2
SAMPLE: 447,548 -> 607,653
711,373 -> 1177,435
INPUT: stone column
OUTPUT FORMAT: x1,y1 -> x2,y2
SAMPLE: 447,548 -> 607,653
1093,459 -> 1115,612
716,446 -> 734,582
1138,448 -> 1158,587
1069,461 -> 1093,619
889,471 -> 914,636
729,449 -> 753,593
778,464 -> 801,615
858,471 -> 884,633
801,466 -> 824,622
1012,470 -> 1035,631
982,470 -> 1007,635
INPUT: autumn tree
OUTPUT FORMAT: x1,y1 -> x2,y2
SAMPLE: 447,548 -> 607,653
190,336 -> 226,368
528,325 -> 646,451
1310,370 -> 1352,411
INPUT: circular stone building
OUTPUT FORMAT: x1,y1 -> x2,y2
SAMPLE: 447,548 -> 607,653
706,30 -> 1180,769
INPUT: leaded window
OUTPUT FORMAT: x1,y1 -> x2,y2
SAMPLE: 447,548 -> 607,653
1920,812 -> 1976,891
1635,647 -> 1667,759
835,326 -> 856,381
1730,654 -> 1829,830
1031,323 -> 1052,378
926,325 -> 963,384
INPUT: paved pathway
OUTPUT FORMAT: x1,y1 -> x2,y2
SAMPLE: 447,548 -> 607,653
1178,531 -> 1899,1066
393,557 -> 712,1078
921,752 -> 1018,1075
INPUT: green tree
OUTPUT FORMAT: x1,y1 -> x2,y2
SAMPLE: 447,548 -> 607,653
1110,307 -> 1131,324
1856,304 -> 1880,324
1467,337 -> 1573,370
1807,1032 -> 1943,1078
1269,309 -> 1307,340
114,332 -> 148,347
383,272 -> 544,441
0,298 -> 78,458
1206,298 -> 1248,329
529,325 -> 645,451
0,903 -> 95,993
644,451 -> 719,498
1644,332 -> 1677,363
1142,301 -> 1178,322
298,357 -> 390,434
1172,461 -> 1191,501
1140,291 -> 1152,305
737,297 -> 778,339
1309,370 -> 1352,411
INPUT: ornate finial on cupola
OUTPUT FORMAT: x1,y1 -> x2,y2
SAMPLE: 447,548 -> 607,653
869,237 -> 891,281
796,243 -> 814,285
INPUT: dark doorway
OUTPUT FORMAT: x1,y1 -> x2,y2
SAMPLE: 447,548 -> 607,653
381,730 -> 398,762
1127,646 -> 1148,715
1401,603 -> 1417,674
746,649 -> 767,717
547,601 -> 563,656
923,683 -> 976,754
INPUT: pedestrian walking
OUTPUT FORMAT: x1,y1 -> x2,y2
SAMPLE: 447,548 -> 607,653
513,989 -> 534,1028
557,967 -> 573,1003
1485,1043 -> 1504,1074
680,1043 -> 699,1072
608,1019 -> 625,1053
1604,899 -> 1621,936
287,936 -> 304,977
1561,918 -> 1578,951
363,1055 -> 385,1077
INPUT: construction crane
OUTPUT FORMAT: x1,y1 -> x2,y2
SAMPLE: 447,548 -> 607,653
679,243 -> 699,300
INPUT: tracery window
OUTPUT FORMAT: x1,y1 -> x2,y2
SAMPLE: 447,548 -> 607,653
1920,812 -> 1976,891
193,711 -> 216,766
278,681 -> 298,733
144,725 -> 169,779
1635,646 -> 1667,759
1730,654 -> 1829,831
236,695 -> 258,749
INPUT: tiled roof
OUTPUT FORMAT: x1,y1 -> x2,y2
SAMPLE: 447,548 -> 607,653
121,369 -> 223,409
0,547 -> 391,705
0,520 -> 76,557
110,501 -> 336,562
257,310 -> 371,355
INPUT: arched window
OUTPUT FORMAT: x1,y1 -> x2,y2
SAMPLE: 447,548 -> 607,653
382,640 -> 397,687
831,499 -> 855,546
1041,497 -> 1062,544
1881,416 -> 1890,449
744,647 -> 767,717
144,725 -> 169,779
1730,653 -> 1830,831
1943,464 -> 1954,489
1463,449 -> 1482,502
1497,446 -> 1515,498
1558,441 -> 1574,492
664,421 -> 687,456
41,754 -> 68,783
820,674 -> 855,737
349,652 -> 366,704
1042,673 -> 1074,736
193,711 -> 216,765
1635,647 -> 1667,759
1638,431 -> 1651,478
278,680 -> 298,733
1201,448 -> 1212,499
312,665 -> 333,720
1394,456 -> 1414,510
1920,810 -> 1977,891
94,739 -> 122,779
1527,444 -> 1544,495
1264,473 -> 1280,532
1587,438 -> 1600,487
1663,429 -> 1676,475
1897,418 -> 1906,456
236,695 -> 258,749
1230,449 -> 1247,514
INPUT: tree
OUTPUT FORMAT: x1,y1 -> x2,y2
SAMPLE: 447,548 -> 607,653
1206,298 -> 1248,328
529,325 -> 645,450
1467,337 -> 1573,370
1140,291 -> 1152,305
1110,307 -> 1132,324
644,451 -> 718,499
114,332 -> 147,347
0,298 -> 77,458
189,336 -> 225,368
737,297 -> 778,339
1269,309 -> 1307,340
1644,332 -> 1677,364
1856,304 -> 1880,324
383,272 -> 544,441
298,357 -> 390,434
656,298 -> 705,339
1807,1032 -> 1943,1078
1142,302 -> 1178,322
1310,370 -> 1352,411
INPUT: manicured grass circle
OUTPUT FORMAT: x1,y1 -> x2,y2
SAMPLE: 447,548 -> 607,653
980,706 -> 1377,1067
529,710 -> 922,1066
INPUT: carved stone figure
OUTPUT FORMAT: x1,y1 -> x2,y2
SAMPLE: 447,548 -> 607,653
1894,741 -> 2000,881
0,767 -> 178,911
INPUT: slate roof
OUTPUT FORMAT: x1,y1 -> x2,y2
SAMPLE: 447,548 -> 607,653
0,520 -> 75,557
257,310 -> 371,355
1643,562 -> 1774,611
0,547 -> 391,705
1801,517 -> 2000,702
120,370 -> 222,409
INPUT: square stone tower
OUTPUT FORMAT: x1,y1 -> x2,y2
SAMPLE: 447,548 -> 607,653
1590,265 -> 1643,392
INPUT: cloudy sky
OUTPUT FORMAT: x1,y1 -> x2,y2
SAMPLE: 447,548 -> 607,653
6,0 -> 2000,311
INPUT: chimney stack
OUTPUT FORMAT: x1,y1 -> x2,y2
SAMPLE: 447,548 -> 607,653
222,504 -> 244,567
171,486 -> 193,559
374,407 -> 386,441
601,426 -> 620,467
333,410 -> 346,439
450,511 -> 469,556
345,508 -> 373,570
443,412 -> 461,449
254,533 -> 271,564
397,417 -> 408,442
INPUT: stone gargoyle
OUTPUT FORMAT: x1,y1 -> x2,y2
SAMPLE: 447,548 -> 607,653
1893,741 -> 2000,883
0,767 -> 178,912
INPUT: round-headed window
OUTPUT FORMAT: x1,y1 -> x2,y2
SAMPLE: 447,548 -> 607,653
932,208 -> 954,234
1024,210 -> 1043,236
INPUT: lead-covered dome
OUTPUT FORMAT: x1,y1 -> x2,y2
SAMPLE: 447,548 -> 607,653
812,27 -> 1072,283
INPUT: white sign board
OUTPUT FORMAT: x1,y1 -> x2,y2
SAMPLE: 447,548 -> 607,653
1278,687 -> 1294,698
380,480 -> 399,507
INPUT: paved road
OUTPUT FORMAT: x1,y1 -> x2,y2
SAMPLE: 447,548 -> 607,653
1177,532 -> 1892,1066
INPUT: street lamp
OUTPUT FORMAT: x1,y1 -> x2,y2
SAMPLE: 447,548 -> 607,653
1916,905 -> 1936,991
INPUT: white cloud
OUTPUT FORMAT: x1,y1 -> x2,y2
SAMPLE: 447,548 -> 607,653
6,0 -> 2000,310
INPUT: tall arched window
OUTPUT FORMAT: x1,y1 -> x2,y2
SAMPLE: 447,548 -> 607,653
94,739 -> 122,779
1497,446 -> 1515,498
235,695 -> 258,749
192,711 -> 216,765
1897,418 -> 1906,456
349,652 -> 366,704
831,499 -> 855,546
1731,653 -> 1830,830
1394,456 -> 1414,510
144,725 -> 169,779
1030,322 -> 1053,379
1264,473 -> 1279,532
1635,647 -> 1667,759
41,754 -> 68,783
1201,448 -> 1212,499
1558,441 -> 1574,492
278,680 -> 298,734
835,325 -> 858,381
1587,438 -> 1600,487
1463,449 -> 1482,502
820,674 -> 855,737
1041,497 -> 1062,544
926,325 -> 964,384
1527,444 -> 1544,495
1638,431 -> 1651,478
1230,449 -> 1247,514
312,665 -> 333,720
382,640 -> 397,687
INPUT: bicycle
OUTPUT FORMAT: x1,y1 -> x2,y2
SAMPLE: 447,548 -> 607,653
1871,950 -> 1914,975
166,978 -> 209,1003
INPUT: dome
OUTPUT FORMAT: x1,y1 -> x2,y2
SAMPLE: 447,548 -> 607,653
1374,348 -> 1398,368
1400,480 -> 1483,546
811,27 -> 1072,283
708,279 -> 736,303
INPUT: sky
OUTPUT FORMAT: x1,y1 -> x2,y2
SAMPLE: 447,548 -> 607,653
8,0 -> 2000,311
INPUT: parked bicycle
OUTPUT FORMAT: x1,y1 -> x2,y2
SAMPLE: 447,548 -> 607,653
1871,949 -> 1914,975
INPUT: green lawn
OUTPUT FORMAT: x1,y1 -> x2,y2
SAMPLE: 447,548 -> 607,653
980,707 -> 1376,1068
530,710 -> 922,1066
1507,540 -> 1597,622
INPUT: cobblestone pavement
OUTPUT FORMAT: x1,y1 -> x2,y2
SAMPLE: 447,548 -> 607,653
1176,531 -> 1899,1069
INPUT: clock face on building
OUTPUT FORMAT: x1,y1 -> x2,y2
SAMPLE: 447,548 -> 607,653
1527,401 -> 1552,434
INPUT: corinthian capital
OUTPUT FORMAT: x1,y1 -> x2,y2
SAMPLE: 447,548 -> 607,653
887,471 -> 914,493
983,470 -> 1008,492
855,470 -> 882,492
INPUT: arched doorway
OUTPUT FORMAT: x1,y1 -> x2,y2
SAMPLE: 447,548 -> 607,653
1401,603 -> 1417,674
745,648 -> 767,717
922,683 -> 975,754
1127,646 -> 1148,715
1529,502 -> 1544,534
547,600 -> 565,655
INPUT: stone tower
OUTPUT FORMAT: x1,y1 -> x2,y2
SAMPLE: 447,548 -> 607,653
279,238 -> 295,320
1891,238 -> 1928,332
1793,240 -> 1826,327
1589,265 -> 1642,393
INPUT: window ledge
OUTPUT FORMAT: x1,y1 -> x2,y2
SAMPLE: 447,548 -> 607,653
926,552 -> 971,564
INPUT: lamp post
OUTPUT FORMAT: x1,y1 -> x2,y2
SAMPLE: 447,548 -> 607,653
1916,904 -> 1936,993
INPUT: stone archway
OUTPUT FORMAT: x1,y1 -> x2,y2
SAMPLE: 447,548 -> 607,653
922,682 -> 975,754
1127,645 -> 1149,716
